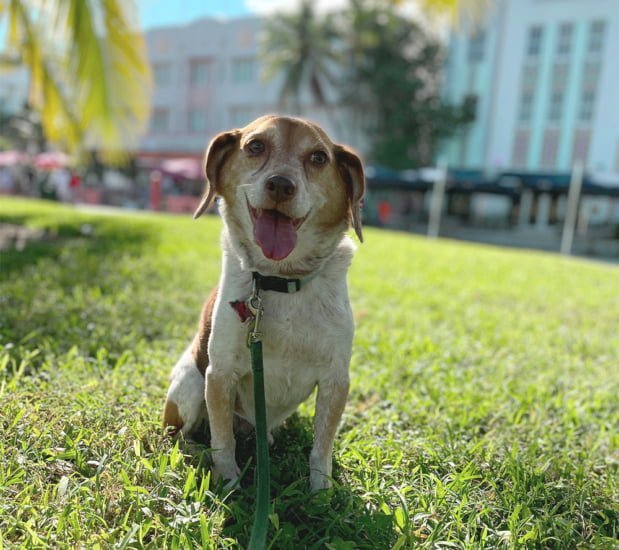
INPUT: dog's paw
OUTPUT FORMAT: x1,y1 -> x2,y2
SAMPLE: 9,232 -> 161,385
309,469 -> 332,491
164,348 -> 207,437
212,462 -> 241,489
162,399 -> 184,435
162,397 -> 205,437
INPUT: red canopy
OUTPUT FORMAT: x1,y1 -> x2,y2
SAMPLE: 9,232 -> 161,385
35,152 -> 71,170
0,151 -> 27,166
160,158 -> 202,180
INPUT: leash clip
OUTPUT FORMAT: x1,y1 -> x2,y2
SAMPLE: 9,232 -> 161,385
247,280 -> 264,346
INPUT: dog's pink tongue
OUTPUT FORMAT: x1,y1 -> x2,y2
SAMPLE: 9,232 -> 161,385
253,210 -> 297,260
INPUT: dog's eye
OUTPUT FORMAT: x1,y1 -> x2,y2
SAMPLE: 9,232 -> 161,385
310,151 -> 328,165
246,140 -> 265,155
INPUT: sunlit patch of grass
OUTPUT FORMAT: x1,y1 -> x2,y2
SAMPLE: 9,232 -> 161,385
1,197 -> 617,548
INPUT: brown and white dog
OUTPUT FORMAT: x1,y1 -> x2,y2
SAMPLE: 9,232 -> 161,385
162,115 -> 364,491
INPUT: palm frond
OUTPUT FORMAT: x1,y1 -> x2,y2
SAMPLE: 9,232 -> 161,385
1,0 -> 152,162
63,0 -> 152,159
5,0 -> 82,149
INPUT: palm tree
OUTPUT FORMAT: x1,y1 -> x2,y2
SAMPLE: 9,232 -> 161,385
261,0 -> 488,117
0,0 -> 151,160
260,0 -> 340,115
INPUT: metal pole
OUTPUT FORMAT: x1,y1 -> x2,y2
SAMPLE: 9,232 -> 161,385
560,161 -> 584,255
428,160 -> 448,239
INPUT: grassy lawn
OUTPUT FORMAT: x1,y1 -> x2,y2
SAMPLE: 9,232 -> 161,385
0,197 -> 617,549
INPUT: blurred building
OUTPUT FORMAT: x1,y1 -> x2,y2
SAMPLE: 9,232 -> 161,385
442,0 -> 619,177
139,16 -> 349,158
0,66 -> 29,115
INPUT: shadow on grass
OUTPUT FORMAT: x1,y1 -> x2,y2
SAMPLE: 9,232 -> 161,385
0,212 -> 164,365
183,414 -> 395,548
0,213 -> 154,279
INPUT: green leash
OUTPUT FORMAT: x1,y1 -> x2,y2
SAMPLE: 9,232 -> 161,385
243,271 -> 318,549
247,285 -> 269,550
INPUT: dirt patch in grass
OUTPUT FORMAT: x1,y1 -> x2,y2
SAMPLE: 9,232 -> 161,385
0,223 -> 55,251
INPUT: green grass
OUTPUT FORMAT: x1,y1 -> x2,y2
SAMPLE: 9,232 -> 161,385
0,197 -> 617,549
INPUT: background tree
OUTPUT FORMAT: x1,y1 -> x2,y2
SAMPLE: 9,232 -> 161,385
0,0 -> 151,160
341,1 -> 475,169
0,102 -> 46,152
261,0 -> 475,169
260,0 -> 340,114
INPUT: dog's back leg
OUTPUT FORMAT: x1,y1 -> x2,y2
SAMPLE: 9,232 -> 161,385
163,346 -> 207,436
163,287 -> 218,436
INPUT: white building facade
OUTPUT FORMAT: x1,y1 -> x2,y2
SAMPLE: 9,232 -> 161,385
442,0 -> 619,177
139,16 -> 350,156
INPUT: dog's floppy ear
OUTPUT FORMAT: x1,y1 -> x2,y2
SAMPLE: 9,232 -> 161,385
335,145 -> 366,242
193,130 -> 240,219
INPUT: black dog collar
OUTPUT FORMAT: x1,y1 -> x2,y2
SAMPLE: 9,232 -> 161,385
252,270 -> 320,293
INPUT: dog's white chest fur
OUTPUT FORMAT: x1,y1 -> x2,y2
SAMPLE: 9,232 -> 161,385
209,233 -> 355,430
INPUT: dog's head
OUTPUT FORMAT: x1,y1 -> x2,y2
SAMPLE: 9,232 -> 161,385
194,115 -> 365,274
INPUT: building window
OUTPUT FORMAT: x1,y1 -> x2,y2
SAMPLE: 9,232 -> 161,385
556,23 -> 573,56
153,64 -> 171,87
468,31 -> 486,63
512,129 -> 530,167
151,108 -> 169,133
519,91 -> 534,123
231,58 -> 256,84
154,37 -> 170,55
527,26 -> 543,57
188,109 -> 207,133
236,28 -> 254,49
522,64 -> 539,91
229,106 -> 253,127
189,59 -> 211,86
541,129 -> 559,169
572,129 -> 591,164
462,93 -> 478,119
579,90 -> 596,122
548,91 -> 564,122
588,20 -> 606,55
552,63 -> 568,90
583,62 -> 601,89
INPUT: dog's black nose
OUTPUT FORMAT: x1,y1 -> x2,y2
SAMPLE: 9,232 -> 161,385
265,175 -> 296,203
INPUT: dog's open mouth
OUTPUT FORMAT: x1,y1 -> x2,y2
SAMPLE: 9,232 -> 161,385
247,199 -> 308,260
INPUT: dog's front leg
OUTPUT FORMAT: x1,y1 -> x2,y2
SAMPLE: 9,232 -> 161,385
205,366 -> 240,485
309,374 -> 350,491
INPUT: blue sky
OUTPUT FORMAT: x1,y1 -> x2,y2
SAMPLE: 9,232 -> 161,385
0,2 -> 255,42
136,0 -> 252,29
134,1 -> 351,29
0,2 -> 349,40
